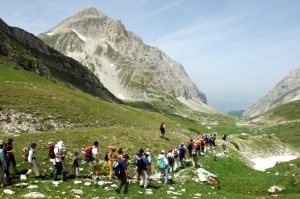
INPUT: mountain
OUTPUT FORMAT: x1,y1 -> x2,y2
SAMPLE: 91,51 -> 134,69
227,110 -> 245,118
38,7 -> 216,114
243,67 -> 300,117
0,18 -> 119,103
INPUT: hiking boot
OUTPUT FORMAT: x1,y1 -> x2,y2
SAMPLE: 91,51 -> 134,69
115,188 -> 120,194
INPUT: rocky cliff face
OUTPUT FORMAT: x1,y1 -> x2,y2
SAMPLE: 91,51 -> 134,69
39,7 -> 215,113
243,67 -> 300,117
0,18 -> 119,103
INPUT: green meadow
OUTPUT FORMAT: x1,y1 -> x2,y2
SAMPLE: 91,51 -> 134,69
0,59 -> 300,198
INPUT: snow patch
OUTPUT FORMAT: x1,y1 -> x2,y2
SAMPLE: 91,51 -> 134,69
251,155 -> 298,171
117,94 -> 126,100
71,29 -> 86,41
46,32 -> 54,36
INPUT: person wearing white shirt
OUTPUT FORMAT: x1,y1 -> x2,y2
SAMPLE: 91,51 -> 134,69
25,142 -> 40,177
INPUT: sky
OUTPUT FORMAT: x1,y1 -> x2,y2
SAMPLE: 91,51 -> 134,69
1,0 -> 300,112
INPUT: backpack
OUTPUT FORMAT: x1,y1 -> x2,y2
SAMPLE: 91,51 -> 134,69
113,160 -> 125,178
23,147 -> 30,161
134,154 -> 144,169
48,143 -> 55,159
167,155 -> 174,165
156,157 -> 166,169
85,146 -> 93,162
173,150 -> 178,158
104,151 -> 109,161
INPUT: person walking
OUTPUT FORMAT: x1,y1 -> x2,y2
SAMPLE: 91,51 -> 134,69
72,151 -> 80,179
108,146 -> 117,180
157,150 -> 169,184
159,122 -> 166,139
115,154 -> 130,194
140,152 -> 150,188
91,141 -> 100,180
0,140 -> 7,188
134,148 -> 144,180
25,142 -> 40,177
6,138 -> 19,174
53,141 -> 66,181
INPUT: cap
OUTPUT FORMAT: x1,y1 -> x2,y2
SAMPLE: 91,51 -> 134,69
145,151 -> 150,155
110,146 -> 117,150
30,142 -> 37,147
161,150 -> 165,154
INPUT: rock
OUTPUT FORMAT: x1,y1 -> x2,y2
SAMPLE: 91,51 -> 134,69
268,185 -> 285,195
27,185 -> 39,189
70,189 -> 84,195
84,182 -> 91,186
4,189 -> 15,195
22,192 -> 46,198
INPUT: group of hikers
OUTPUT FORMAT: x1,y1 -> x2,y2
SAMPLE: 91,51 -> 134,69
0,123 -> 228,194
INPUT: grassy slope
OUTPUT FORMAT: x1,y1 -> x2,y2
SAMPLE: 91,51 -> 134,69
1,60 -> 300,198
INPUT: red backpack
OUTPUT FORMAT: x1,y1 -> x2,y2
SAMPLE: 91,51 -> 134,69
48,143 -> 55,159
85,146 -> 93,162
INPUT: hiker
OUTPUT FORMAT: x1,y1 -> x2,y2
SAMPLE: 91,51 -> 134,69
187,139 -> 193,158
0,140 -> 7,188
140,151 -> 150,188
157,150 -> 169,184
48,142 -> 56,175
6,138 -> 19,174
178,143 -> 186,166
53,141 -> 66,181
90,141 -> 100,179
25,142 -> 40,177
222,134 -> 227,141
159,122 -> 166,139
211,134 -> 217,148
196,139 -> 201,156
3,142 -> 11,183
167,149 -> 174,172
134,148 -> 144,180
172,148 -> 180,171
221,140 -> 227,153
191,141 -> 198,167
72,151 -> 79,179
108,146 -> 117,180
200,136 -> 205,154
115,154 -> 130,194
145,148 -> 152,175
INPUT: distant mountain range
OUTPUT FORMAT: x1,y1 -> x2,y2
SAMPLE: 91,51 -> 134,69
243,67 -> 300,117
38,7 -> 217,114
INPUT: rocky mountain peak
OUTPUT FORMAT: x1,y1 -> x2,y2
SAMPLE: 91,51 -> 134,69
39,8 -> 217,114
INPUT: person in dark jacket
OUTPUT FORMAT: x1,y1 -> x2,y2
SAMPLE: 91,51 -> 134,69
115,154 -> 130,194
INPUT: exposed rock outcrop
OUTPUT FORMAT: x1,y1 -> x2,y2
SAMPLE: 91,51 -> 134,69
243,67 -> 300,117
39,7 -> 216,114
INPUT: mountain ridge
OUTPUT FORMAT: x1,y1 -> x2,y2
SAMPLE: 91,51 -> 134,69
243,67 -> 300,117
38,7 -> 217,114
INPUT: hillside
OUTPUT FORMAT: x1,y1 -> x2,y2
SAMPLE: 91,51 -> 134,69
0,18 -> 119,103
1,57 -> 300,198
243,67 -> 300,117
38,7 -> 217,115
